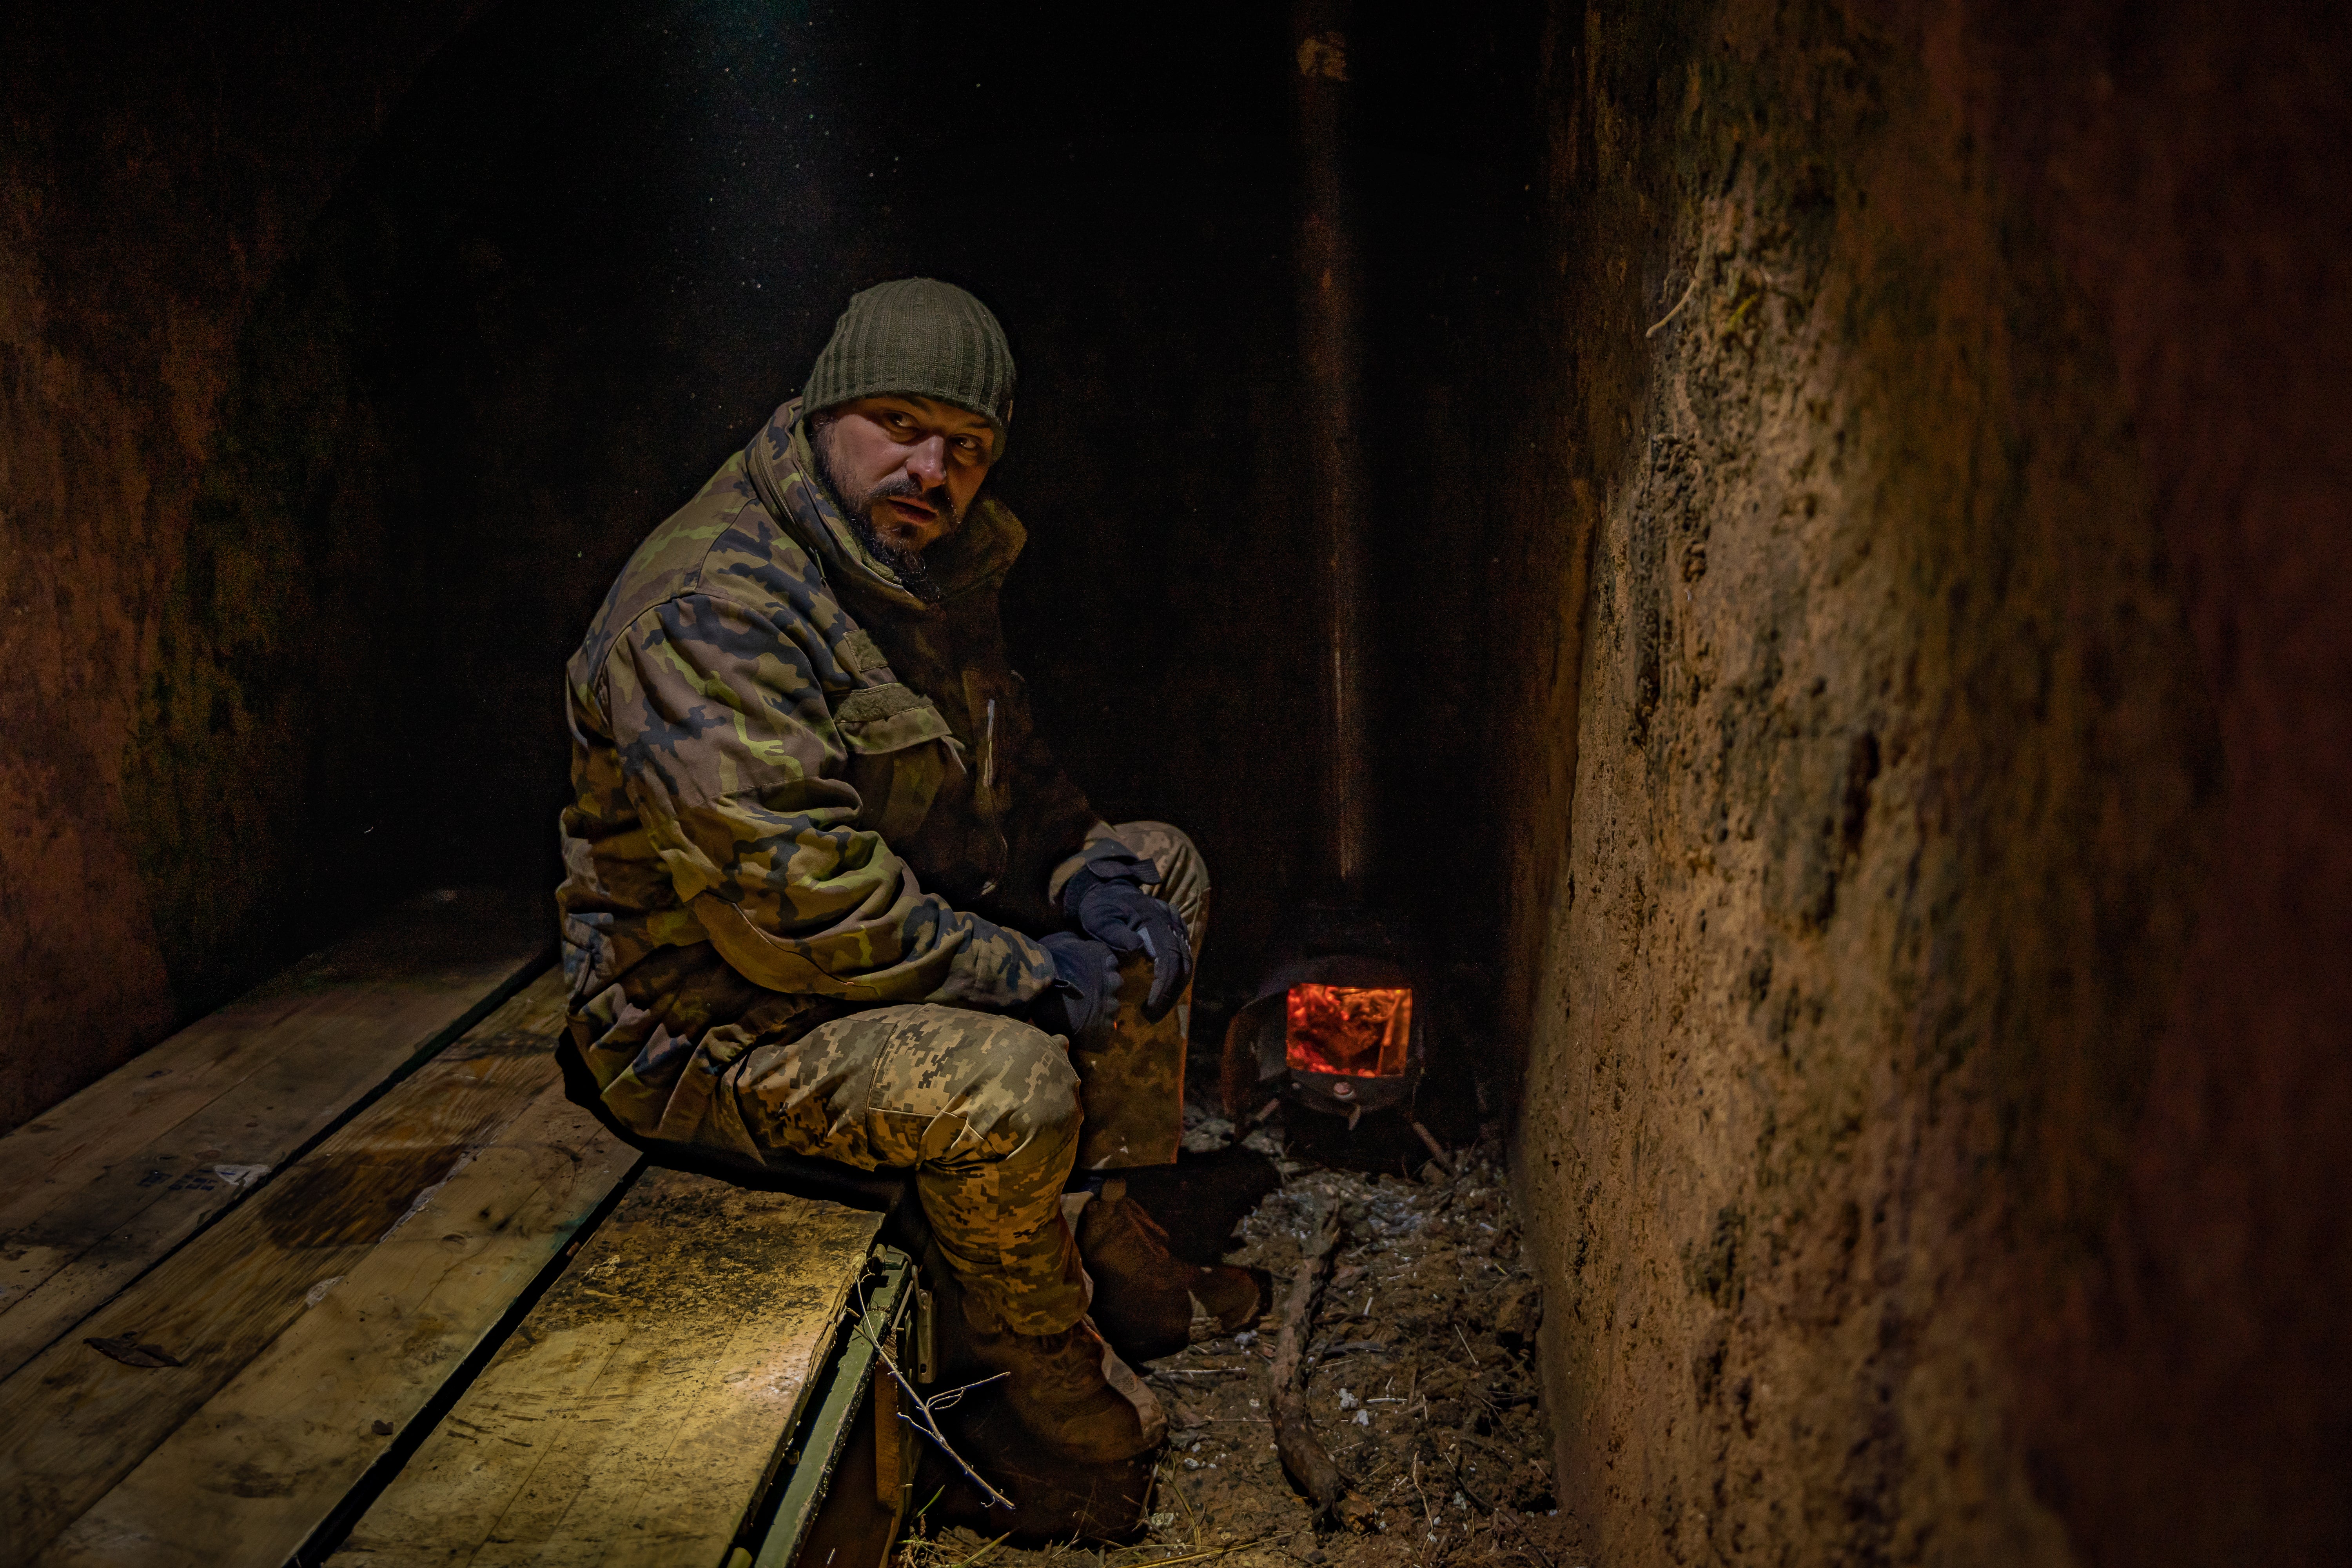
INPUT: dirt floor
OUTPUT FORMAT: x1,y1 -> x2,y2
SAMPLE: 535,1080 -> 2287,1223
894,1103 -> 1587,1568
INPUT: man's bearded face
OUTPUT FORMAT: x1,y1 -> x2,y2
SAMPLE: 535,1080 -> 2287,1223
811,396 -> 997,601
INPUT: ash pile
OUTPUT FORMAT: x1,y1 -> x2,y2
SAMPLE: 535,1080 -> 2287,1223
898,1114 -> 1584,1568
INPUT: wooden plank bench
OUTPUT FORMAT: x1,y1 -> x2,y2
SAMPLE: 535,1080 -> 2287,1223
0,887 -> 551,1384
0,889 -> 927,1568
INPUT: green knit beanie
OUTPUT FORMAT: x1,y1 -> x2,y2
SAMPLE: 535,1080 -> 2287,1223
801,277 -> 1016,456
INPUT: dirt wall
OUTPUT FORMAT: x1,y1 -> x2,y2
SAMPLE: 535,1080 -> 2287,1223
0,5 -> 489,1128
1501,1 -> 2351,1563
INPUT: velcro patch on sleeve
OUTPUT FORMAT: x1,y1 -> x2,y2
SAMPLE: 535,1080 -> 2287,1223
836,681 -> 929,724
840,630 -> 888,677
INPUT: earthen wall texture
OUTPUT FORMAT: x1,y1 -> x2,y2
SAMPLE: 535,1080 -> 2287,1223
1502,1 -> 2351,1563
0,7 -> 486,1128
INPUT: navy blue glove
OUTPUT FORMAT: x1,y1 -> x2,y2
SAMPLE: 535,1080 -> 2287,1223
1031,932 -> 1120,1042
1062,853 -> 1194,1022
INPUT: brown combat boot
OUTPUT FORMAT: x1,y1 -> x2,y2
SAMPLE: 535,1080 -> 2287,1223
934,1398 -> 1160,1541
964,1314 -> 1168,1463
1073,1180 -> 1273,1361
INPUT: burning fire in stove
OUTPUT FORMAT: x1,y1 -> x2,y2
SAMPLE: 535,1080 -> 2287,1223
1225,953 -> 1423,1122
1284,985 -> 1412,1079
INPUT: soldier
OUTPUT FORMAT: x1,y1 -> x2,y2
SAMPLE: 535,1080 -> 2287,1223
554,277 -> 1263,1528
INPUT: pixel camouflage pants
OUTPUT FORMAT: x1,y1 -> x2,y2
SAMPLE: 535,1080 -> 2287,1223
724,821 -> 1208,1335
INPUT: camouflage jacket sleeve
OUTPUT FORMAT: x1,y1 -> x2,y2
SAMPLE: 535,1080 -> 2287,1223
603,590 -> 1057,1009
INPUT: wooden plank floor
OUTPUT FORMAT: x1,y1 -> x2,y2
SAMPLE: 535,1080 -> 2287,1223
0,967 -> 590,1563
327,1170 -> 883,1568
0,887 -> 550,1383
39,973 -> 641,1567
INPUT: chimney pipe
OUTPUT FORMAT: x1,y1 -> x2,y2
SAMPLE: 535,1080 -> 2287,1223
1294,0 -> 1368,898
1224,4 -> 1425,1135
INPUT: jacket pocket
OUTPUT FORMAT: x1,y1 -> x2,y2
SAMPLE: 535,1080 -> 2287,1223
837,681 -> 962,843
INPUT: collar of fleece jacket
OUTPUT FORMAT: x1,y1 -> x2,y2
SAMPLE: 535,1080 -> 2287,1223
744,396 -> 1029,615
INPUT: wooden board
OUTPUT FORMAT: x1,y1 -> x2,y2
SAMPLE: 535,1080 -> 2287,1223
39,1041 -> 639,1563
327,1171 -> 884,1568
0,968 -> 579,1563
0,887 -> 550,1382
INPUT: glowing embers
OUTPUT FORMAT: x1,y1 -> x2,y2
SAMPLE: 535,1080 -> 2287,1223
1283,985 -> 1413,1079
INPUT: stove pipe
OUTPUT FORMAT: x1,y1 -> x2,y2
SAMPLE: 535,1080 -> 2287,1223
1220,7 -> 1429,1129
1296,0 -> 1369,898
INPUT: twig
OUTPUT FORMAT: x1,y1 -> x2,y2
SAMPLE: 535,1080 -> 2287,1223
1493,1508 -> 1557,1568
1149,1367 -> 1247,1376
1437,1439 -> 1494,1514
1107,1539 -> 1276,1568
1408,1120 -> 1455,1176
1158,1461 -> 1204,1546
1269,1201 -> 1379,1532
1645,272 -> 1700,338
851,1282 -> 1013,1509
947,1532 -> 1012,1568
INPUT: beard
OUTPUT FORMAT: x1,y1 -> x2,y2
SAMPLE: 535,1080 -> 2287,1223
812,418 -> 959,604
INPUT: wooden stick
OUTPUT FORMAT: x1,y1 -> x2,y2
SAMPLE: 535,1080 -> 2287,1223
1109,1536 -> 1276,1568
1409,1119 -> 1455,1176
1268,1205 -> 1378,1532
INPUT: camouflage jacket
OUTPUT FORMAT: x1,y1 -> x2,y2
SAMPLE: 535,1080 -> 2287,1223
555,398 -> 1101,1132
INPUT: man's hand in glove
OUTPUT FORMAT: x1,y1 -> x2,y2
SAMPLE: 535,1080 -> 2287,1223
1061,852 -> 1194,1021
1031,931 -> 1122,1043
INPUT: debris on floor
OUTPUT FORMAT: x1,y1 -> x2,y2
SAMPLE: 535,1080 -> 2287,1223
893,1114 -> 1586,1568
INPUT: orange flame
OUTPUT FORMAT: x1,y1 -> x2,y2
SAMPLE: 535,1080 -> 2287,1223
1284,985 -> 1412,1078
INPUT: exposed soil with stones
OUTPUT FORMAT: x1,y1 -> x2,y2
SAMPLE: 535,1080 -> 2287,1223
896,1109 -> 1586,1568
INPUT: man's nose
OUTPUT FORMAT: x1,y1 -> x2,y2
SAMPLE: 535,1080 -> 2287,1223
905,435 -> 948,489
